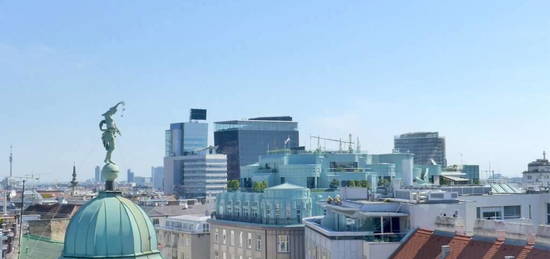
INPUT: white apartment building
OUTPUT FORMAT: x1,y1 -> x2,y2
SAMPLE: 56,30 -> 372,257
304,187 -> 550,259
157,215 -> 211,259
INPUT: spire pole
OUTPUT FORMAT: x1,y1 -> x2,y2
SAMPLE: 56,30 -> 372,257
70,162 -> 78,196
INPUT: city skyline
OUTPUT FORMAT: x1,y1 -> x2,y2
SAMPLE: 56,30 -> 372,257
3,1 -> 550,180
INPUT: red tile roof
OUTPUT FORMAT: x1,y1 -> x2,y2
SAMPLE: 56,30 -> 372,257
390,228 -> 550,259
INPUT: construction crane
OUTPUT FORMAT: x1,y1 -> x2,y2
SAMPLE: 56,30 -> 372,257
310,134 -> 356,153
192,145 -> 218,154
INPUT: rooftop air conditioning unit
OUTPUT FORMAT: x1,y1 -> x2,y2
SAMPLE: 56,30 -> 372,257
427,191 -> 459,201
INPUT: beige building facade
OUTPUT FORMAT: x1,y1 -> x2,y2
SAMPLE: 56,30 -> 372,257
156,215 -> 211,259
209,219 -> 305,259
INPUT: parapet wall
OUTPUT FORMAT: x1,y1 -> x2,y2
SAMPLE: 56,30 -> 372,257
435,216 -> 550,244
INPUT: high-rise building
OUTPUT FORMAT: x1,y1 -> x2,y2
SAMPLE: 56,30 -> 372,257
134,176 -> 152,187
214,116 -> 299,180
151,166 -> 164,191
164,109 -> 228,197
165,109 -> 208,157
164,153 -> 227,198
394,132 -> 447,167
127,169 -> 135,183
94,166 -> 101,183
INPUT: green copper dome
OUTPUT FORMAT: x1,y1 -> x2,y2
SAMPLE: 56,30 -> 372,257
62,192 -> 163,259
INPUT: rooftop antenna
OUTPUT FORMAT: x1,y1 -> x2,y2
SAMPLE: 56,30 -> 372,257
317,136 -> 321,152
356,137 -> 361,153
488,161 -> 495,183
544,150 -> 547,160
338,138 -> 343,152
348,134 -> 353,153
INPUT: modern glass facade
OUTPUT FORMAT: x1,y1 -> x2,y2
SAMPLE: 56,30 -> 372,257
394,132 -> 447,167
214,118 -> 299,180
151,166 -> 164,191
165,122 -> 208,157
462,164 -> 480,183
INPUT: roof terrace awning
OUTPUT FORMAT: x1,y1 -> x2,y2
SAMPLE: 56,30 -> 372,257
357,212 -> 408,217
441,175 -> 470,182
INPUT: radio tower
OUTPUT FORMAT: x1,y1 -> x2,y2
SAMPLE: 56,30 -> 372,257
9,145 -> 13,177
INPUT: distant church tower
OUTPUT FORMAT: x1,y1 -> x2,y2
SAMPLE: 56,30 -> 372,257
70,163 -> 78,196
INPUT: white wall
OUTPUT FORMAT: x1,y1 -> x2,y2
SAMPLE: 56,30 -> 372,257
406,202 -> 466,230
305,228 -> 364,259
461,193 -> 549,225
363,242 -> 401,259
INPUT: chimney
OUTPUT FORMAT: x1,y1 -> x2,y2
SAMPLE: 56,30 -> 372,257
439,245 -> 451,259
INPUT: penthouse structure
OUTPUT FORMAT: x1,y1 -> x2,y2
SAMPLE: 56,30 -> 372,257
523,152 -> 550,189
240,149 -> 415,189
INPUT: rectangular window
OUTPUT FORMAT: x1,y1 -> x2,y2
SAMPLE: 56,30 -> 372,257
286,204 -> 291,218
215,228 -> 219,242
547,204 -> 550,224
231,230 -> 235,246
277,235 -> 289,253
275,203 -> 280,218
391,217 -> 401,233
239,231 -> 243,247
503,206 -> 521,219
247,233 -> 252,248
256,235 -> 262,251
222,229 -> 226,244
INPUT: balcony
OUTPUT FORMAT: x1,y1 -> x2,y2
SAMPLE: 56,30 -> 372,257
303,216 -> 407,242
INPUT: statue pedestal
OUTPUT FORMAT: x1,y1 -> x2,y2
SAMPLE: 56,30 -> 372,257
101,163 -> 120,191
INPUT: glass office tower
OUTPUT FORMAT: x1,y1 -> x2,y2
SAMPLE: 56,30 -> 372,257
165,122 -> 208,156
394,132 -> 447,167
214,116 -> 299,180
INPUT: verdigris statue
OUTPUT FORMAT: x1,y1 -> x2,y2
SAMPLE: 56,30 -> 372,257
99,101 -> 124,164
99,102 -> 124,190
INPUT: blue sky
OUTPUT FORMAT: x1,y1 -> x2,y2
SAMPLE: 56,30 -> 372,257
1,1 -> 550,181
